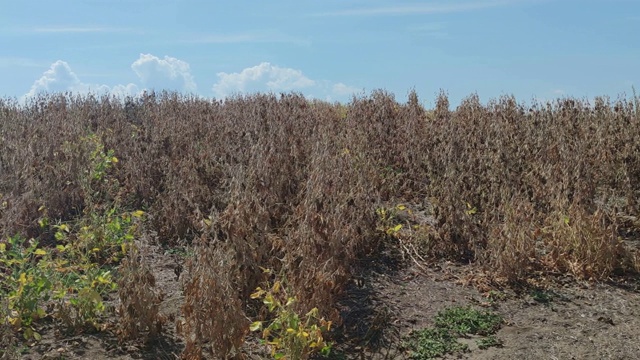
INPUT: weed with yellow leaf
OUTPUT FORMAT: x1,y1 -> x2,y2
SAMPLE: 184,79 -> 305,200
250,269 -> 332,360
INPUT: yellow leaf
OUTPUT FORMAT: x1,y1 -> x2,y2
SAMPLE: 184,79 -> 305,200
34,249 -> 47,256
264,294 -> 274,306
0,243 -> 5,252
111,156 -> 118,163
19,272 -> 27,285
396,204 -> 406,210
132,210 -> 144,218
250,288 -> 264,299
286,328 -> 295,334
393,224 -> 403,232
249,321 -> 262,331
8,316 -> 20,326
285,297 -> 296,306
272,281 -> 281,293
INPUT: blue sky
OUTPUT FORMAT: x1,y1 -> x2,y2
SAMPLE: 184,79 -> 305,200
1,0 -> 638,106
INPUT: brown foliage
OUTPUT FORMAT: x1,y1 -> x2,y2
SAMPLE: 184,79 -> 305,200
1,89 -> 639,356
117,242 -> 165,344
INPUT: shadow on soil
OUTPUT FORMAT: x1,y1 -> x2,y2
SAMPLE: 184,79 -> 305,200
327,241 -> 406,359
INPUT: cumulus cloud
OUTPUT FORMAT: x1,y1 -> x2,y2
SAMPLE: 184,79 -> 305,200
26,60 -> 83,96
131,54 -> 197,93
212,63 -> 360,101
213,62 -> 315,98
110,83 -> 141,98
24,60 -> 138,100
24,53 -> 198,101
23,57 -> 358,103
332,83 -> 362,97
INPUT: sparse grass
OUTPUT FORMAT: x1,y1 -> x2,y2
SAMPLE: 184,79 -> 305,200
476,335 -> 503,350
406,306 -> 503,359
531,288 -> 553,304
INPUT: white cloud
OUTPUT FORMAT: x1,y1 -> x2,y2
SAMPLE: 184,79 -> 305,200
25,54 -> 197,101
23,57 -> 358,103
212,63 -> 360,101
23,60 -> 138,100
332,83 -> 362,97
131,54 -> 197,93
30,26 -> 136,34
0,57 -> 45,68
212,62 -> 315,98
25,60 -> 84,98
407,23 -> 450,39
110,83 -> 141,98
183,32 -> 311,47
187,33 -> 259,44
313,0 -> 521,16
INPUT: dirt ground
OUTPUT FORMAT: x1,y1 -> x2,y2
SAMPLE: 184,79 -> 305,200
13,244 -> 640,360
334,257 -> 640,360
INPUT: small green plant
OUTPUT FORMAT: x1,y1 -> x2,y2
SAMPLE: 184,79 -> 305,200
54,208 -> 142,266
486,290 -> 506,303
407,327 -> 468,359
376,204 -> 408,235
49,209 -> 142,333
250,269 -> 332,360
530,288 -> 553,304
476,335 -> 502,349
0,298 -> 21,360
406,306 -> 503,359
0,236 -> 51,340
0,231 -> 123,338
0,135 -> 143,340
434,306 -> 502,336
74,133 -> 119,205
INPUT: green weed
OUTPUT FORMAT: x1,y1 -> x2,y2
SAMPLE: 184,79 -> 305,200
0,135 -> 143,339
407,327 -> 468,359
250,268 -> 332,360
406,306 -> 503,359
434,306 -> 502,336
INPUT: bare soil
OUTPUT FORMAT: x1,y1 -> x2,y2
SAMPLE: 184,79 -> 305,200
14,245 -> 640,360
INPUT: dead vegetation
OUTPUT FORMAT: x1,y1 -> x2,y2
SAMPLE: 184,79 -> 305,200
0,89 -> 638,358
